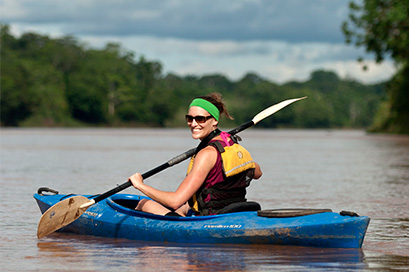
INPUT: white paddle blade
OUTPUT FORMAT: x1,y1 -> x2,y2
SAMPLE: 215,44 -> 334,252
252,97 -> 307,124
37,196 -> 92,239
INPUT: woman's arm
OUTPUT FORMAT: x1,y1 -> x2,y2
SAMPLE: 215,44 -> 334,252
129,146 -> 218,210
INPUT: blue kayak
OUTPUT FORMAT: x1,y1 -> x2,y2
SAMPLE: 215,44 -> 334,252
34,191 -> 370,248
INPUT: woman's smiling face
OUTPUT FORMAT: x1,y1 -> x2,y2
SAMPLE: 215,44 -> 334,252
187,106 -> 218,140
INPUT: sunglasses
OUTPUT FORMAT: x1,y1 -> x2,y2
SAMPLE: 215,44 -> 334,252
185,115 -> 213,124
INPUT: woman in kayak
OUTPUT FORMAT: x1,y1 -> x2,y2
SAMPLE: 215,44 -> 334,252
128,92 -> 262,216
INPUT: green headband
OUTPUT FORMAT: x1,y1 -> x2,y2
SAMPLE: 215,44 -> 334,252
189,98 -> 220,121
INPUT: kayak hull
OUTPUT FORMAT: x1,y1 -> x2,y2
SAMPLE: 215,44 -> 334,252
34,193 -> 370,248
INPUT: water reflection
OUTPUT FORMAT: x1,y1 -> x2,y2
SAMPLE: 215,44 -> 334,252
37,233 -> 367,271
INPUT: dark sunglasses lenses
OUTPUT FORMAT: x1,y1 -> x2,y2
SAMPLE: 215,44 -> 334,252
185,115 -> 211,123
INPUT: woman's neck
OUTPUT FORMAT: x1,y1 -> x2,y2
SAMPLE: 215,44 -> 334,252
195,129 -> 221,154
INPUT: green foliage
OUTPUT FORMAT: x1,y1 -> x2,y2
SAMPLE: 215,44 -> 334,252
342,0 -> 409,133
1,26 -> 75,126
369,65 -> 409,134
1,25 -> 387,129
343,0 -> 409,65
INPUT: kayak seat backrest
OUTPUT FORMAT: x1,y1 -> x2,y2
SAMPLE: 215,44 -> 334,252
216,201 -> 261,215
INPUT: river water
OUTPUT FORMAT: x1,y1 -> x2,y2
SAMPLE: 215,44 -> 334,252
1,128 -> 408,271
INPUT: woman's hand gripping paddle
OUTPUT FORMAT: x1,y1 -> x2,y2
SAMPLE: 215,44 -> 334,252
37,96 -> 307,238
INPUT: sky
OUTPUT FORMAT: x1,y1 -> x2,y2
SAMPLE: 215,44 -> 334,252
1,0 -> 396,84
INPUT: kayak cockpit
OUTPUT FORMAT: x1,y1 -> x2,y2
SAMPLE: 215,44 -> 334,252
106,194 -> 261,220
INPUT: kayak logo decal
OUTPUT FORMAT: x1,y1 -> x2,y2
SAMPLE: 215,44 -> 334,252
203,224 -> 242,229
84,211 -> 98,217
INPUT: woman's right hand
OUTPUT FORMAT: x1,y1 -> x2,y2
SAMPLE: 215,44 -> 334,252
128,173 -> 144,190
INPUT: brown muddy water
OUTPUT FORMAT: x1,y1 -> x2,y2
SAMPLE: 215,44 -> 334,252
1,128 -> 408,271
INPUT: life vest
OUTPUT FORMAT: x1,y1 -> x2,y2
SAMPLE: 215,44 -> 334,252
187,132 -> 256,215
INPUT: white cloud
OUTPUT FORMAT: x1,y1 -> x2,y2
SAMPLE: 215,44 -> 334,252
99,36 -> 394,83
324,60 -> 396,83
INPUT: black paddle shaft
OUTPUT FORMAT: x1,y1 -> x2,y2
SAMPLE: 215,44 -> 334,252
228,121 -> 254,135
92,147 -> 196,203
91,120 -> 255,204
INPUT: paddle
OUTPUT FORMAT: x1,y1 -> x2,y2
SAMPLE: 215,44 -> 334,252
37,96 -> 306,238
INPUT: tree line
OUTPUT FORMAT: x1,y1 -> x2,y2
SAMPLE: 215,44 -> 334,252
1,24 -> 387,130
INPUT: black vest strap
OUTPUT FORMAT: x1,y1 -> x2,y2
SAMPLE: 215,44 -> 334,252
211,141 -> 225,153
194,129 -> 221,154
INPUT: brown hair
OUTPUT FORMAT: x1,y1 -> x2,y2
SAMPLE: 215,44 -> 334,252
197,92 -> 234,120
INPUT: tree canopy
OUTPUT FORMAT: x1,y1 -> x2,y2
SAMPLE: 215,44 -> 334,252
1,24 -> 387,130
342,0 -> 409,133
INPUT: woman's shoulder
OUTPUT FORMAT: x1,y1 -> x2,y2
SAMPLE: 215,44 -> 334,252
196,145 -> 219,160
198,145 -> 219,154
193,145 -> 219,169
